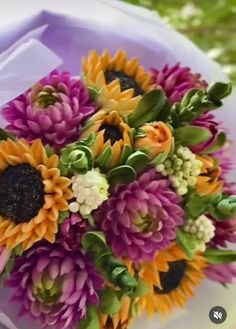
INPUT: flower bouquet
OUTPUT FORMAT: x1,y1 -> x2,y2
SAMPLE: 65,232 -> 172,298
0,2 -> 236,329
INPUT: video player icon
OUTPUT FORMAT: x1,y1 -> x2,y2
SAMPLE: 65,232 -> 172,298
209,306 -> 227,324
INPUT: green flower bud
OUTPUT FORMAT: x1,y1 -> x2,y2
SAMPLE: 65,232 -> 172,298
60,143 -> 94,175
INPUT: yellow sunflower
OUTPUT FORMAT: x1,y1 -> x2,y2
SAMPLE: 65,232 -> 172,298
82,49 -> 154,114
137,244 -> 206,317
100,296 -> 133,329
0,139 -> 72,251
196,155 -> 223,196
80,110 -> 132,167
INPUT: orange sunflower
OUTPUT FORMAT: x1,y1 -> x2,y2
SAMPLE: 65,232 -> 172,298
82,49 -> 154,114
0,139 -> 72,251
137,244 -> 206,317
80,110 -> 132,167
196,155 -> 223,196
100,296 -> 133,329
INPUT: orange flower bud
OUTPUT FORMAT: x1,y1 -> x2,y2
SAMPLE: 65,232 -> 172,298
135,122 -> 172,159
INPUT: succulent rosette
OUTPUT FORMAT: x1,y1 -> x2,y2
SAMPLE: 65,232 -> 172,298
95,169 -> 184,261
3,71 -> 96,148
0,41 -> 236,329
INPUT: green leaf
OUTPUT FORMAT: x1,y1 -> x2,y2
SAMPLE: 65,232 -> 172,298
58,211 -> 69,224
150,152 -> 169,166
208,82 -> 232,101
202,132 -> 226,154
132,278 -> 148,297
119,144 -> 133,165
155,98 -> 171,122
185,194 -> 207,218
0,129 -> 15,141
128,90 -> 169,128
107,165 -> 136,185
126,151 -> 150,171
204,249 -> 236,264
96,147 -> 112,170
77,306 -> 99,329
88,87 -> 99,102
174,126 -> 212,146
82,231 -> 107,253
176,228 -> 198,259
99,288 -> 121,316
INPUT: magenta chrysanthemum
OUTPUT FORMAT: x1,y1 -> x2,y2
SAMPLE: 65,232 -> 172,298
3,71 -> 96,148
94,169 -> 184,261
205,263 -> 236,284
60,214 -> 88,251
150,63 -> 207,104
191,112 -> 222,153
5,241 -> 103,329
209,218 -> 236,248
213,145 -> 235,177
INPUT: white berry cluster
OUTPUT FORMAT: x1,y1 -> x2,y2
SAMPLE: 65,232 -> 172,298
183,215 -> 215,252
155,146 -> 202,195
69,169 -> 109,216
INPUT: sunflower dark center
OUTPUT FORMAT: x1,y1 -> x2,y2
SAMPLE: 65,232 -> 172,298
0,164 -> 45,224
154,260 -> 187,294
105,70 -> 144,96
100,124 -> 123,145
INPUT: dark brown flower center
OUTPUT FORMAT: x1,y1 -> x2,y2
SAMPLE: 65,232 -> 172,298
100,124 -> 123,145
105,70 -> 144,96
0,164 -> 45,223
154,260 -> 187,294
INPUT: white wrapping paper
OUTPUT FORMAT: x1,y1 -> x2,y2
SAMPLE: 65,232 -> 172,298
0,1 -> 235,329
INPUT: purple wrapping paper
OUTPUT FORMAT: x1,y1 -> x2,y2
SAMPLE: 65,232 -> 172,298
0,1 -> 235,329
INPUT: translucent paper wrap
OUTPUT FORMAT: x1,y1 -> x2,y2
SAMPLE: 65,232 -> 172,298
0,1 -> 235,329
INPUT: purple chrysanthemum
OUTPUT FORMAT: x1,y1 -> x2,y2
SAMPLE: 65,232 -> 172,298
213,145 -> 235,177
209,218 -> 236,249
5,241 -> 103,329
94,169 -> 184,261
60,214 -> 88,251
150,63 -> 207,104
205,263 -> 236,284
3,71 -> 96,148
191,112 -> 222,153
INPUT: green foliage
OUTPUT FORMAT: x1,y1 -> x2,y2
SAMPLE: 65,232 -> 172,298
122,0 -> 236,83
204,249 -> 236,264
82,232 -> 138,292
176,228 -> 197,259
77,306 -> 100,329
128,90 -> 170,128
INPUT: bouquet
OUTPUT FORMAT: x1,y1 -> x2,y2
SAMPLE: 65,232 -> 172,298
0,2 -> 236,329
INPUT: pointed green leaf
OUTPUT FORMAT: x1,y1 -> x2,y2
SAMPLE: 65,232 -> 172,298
0,128 -> 15,141
119,144 -> 133,165
155,98 -> 171,122
77,306 -> 100,329
176,229 -> 197,259
151,152 -> 169,166
208,82 -> 232,101
202,132 -> 226,154
204,249 -> 236,264
99,288 -> 121,316
96,146 -> 112,170
128,90 -> 169,128
174,126 -> 212,146
126,151 -> 150,171
82,231 -> 107,253
107,165 -> 136,185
